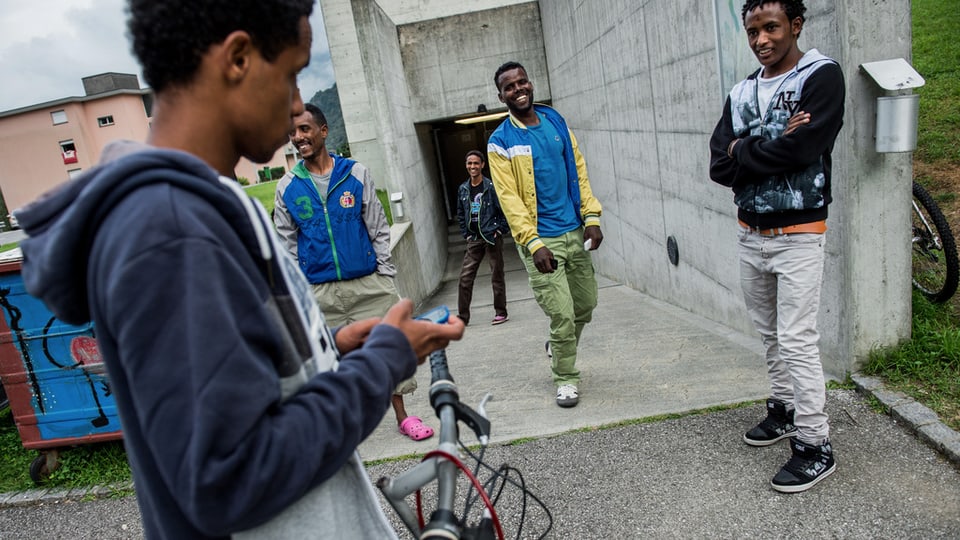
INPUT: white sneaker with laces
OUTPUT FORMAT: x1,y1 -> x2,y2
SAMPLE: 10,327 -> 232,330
556,384 -> 579,408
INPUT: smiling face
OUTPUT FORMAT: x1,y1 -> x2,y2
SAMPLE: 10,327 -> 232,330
496,67 -> 535,117
743,2 -> 803,78
466,154 -> 484,182
290,109 -> 328,162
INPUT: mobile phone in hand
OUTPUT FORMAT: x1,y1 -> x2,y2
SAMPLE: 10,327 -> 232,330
415,305 -> 450,324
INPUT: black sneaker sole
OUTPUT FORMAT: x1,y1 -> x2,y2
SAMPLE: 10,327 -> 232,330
743,431 -> 797,447
771,461 -> 836,493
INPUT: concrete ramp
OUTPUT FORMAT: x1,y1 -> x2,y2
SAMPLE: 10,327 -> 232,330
360,245 -> 769,460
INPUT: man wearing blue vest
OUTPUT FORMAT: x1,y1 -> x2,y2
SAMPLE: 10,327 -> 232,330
275,104 -> 434,441
487,61 -> 604,408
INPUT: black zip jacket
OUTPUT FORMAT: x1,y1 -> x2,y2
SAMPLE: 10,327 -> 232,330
456,176 -> 510,244
709,49 -> 845,229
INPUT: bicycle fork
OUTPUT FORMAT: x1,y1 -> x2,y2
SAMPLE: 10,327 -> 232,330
914,200 -> 944,252
377,349 -> 493,539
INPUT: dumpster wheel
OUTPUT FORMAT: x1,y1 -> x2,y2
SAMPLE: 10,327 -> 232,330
29,450 -> 60,485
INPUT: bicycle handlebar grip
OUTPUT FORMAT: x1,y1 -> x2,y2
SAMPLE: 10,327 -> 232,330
429,349 -> 453,385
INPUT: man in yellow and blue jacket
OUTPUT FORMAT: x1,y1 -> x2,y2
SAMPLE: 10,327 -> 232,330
487,61 -> 603,408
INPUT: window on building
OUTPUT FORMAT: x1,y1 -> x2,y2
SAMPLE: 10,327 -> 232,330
60,140 -> 78,165
97,115 -> 115,127
67,168 -> 83,179
51,110 -> 68,125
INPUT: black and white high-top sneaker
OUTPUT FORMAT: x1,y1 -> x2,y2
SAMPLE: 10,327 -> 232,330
771,438 -> 836,493
744,398 -> 797,446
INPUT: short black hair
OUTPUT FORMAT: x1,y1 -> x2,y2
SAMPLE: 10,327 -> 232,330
303,103 -> 328,127
741,0 -> 807,24
465,150 -> 484,162
494,61 -> 526,91
128,0 -> 314,93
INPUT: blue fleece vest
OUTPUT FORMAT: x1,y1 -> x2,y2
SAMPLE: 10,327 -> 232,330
281,157 -> 377,283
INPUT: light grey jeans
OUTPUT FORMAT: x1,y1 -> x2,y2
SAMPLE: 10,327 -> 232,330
738,227 -> 829,444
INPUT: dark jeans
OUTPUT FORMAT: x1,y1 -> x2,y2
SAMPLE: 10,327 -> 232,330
457,235 -> 507,323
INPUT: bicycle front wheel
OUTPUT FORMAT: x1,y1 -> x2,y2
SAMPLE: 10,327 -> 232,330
912,182 -> 959,303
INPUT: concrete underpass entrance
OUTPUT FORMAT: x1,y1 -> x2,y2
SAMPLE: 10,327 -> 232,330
428,118 -> 501,223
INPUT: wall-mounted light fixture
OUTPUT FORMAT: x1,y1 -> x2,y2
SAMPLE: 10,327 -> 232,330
453,108 -> 510,124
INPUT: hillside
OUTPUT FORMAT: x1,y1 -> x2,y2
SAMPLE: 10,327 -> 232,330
308,84 -> 348,155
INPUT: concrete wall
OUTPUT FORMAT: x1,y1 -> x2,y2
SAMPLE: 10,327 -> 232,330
390,222 -> 430,306
537,0 -> 913,376
322,0 -> 450,302
321,0 -> 544,304
398,2 -> 549,122
833,1 -> 915,364
322,0 -> 914,376
376,0 -> 533,25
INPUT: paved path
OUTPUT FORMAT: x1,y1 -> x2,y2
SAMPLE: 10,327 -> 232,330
1,245 -> 959,538
360,244 -> 771,460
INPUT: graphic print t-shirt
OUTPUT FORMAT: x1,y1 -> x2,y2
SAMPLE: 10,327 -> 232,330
468,181 -> 483,236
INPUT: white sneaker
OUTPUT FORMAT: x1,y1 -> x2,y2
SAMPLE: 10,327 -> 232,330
556,384 -> 579,408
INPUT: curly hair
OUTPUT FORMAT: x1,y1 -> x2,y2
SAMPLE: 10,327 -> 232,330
127,0 -> 314,93
493,61 -> 526,91
741,0 -> 807,23
465,150 -> 484,162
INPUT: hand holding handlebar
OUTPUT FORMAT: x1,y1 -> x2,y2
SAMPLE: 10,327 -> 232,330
381,299 -> 466,362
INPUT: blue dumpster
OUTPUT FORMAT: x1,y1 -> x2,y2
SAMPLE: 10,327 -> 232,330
0,257 -> 122,482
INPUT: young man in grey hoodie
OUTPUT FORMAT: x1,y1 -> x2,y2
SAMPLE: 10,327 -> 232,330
15,1 -> 464,538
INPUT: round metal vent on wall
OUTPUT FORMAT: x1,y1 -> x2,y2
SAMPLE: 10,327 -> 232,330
666,235 -> 679,266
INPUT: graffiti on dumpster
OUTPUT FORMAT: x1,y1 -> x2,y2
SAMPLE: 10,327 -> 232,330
0,286 -> 44,413
0,285 -> 115,432
41,320 -> 112,428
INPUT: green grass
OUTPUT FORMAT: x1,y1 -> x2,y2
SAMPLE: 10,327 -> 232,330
378,189 -> 394,225
0,243 -> 18,253
244,180 -> 279,215
912,0 -> 960,165
0,409 -> 34,491
0,408 -> 132,492
861,0 -> 960,434
863,292 -> 960,431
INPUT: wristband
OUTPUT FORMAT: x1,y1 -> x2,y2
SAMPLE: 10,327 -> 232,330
727,139 -> 739,159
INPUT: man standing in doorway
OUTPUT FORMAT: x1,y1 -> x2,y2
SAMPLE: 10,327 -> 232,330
487,61 -> 603,408
456,149 -> 511,327
275,104 -> 435,442
709,0 -> 844,493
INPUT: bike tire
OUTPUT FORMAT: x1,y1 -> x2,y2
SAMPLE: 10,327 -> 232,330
912,182 -> 960,303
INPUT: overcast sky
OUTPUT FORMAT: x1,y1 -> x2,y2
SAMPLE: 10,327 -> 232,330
0,0 -> 336,113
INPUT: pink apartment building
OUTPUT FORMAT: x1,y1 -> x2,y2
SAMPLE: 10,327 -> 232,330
0,73 -> 295,227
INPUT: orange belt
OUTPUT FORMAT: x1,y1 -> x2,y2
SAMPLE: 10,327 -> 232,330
738,219 -> 827,236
